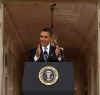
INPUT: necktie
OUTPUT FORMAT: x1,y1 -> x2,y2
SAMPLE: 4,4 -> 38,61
43,47 -> 48,62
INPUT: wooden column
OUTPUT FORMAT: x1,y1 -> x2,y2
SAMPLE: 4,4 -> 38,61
0,2 -> 4,95
98,2 -> 100,95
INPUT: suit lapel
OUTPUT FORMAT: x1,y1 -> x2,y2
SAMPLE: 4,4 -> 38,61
39,47 -> 44,61
39,45 -> 55,61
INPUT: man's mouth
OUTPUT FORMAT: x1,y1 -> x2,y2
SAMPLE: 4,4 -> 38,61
41,41 -> 46,43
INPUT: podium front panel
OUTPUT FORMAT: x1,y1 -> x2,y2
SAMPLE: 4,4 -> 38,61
22,62 -> 74,95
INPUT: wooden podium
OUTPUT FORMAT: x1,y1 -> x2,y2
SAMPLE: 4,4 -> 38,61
22,62 -> 74,95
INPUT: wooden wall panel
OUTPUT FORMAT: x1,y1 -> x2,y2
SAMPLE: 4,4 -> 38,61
4,1 -> 97,95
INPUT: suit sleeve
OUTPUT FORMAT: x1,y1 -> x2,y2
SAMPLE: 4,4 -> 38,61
28,48 -> 37,61
54,47 -> 64,62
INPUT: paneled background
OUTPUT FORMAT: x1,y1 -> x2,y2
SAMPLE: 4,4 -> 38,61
4,1 -> 97,95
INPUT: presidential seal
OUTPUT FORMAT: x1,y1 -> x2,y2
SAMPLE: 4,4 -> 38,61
39,66 -> 59,86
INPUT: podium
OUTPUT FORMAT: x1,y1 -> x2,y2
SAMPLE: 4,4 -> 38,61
22,62 -> 74,95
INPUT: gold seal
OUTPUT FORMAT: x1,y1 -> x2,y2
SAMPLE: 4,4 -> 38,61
39,66 -> 59,86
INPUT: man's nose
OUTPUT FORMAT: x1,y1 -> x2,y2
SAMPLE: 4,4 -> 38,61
42,37 -> 46,40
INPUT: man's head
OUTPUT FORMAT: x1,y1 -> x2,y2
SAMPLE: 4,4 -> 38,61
40,27 -> 53,47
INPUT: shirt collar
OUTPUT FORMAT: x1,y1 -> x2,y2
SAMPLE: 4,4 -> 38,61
42,43 -> 50,54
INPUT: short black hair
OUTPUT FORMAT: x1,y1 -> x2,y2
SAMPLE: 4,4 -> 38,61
41,26 -> 53,36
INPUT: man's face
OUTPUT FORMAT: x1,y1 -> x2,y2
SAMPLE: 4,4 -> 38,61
40,31 -> 51,47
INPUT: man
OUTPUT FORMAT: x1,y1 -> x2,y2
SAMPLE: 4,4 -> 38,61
29,27 -> 63,62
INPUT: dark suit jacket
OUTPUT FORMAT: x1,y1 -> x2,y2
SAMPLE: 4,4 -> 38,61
28,45 -> 63,62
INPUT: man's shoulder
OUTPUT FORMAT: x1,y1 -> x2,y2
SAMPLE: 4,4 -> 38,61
29,47 -> 37,52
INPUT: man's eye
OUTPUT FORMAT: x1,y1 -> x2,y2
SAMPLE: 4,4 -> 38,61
45,36 -> 48,38
40,36 -> 43,38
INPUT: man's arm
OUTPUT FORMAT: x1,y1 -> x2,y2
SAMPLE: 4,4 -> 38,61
28,48 -> 37,61
34,44 -> 41,62
55,45 -> 64,62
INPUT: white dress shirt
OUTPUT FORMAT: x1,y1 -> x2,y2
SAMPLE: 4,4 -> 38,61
34,43 -> 50,62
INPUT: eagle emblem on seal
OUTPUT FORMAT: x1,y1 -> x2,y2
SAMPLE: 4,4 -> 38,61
39,66 -> 59,86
